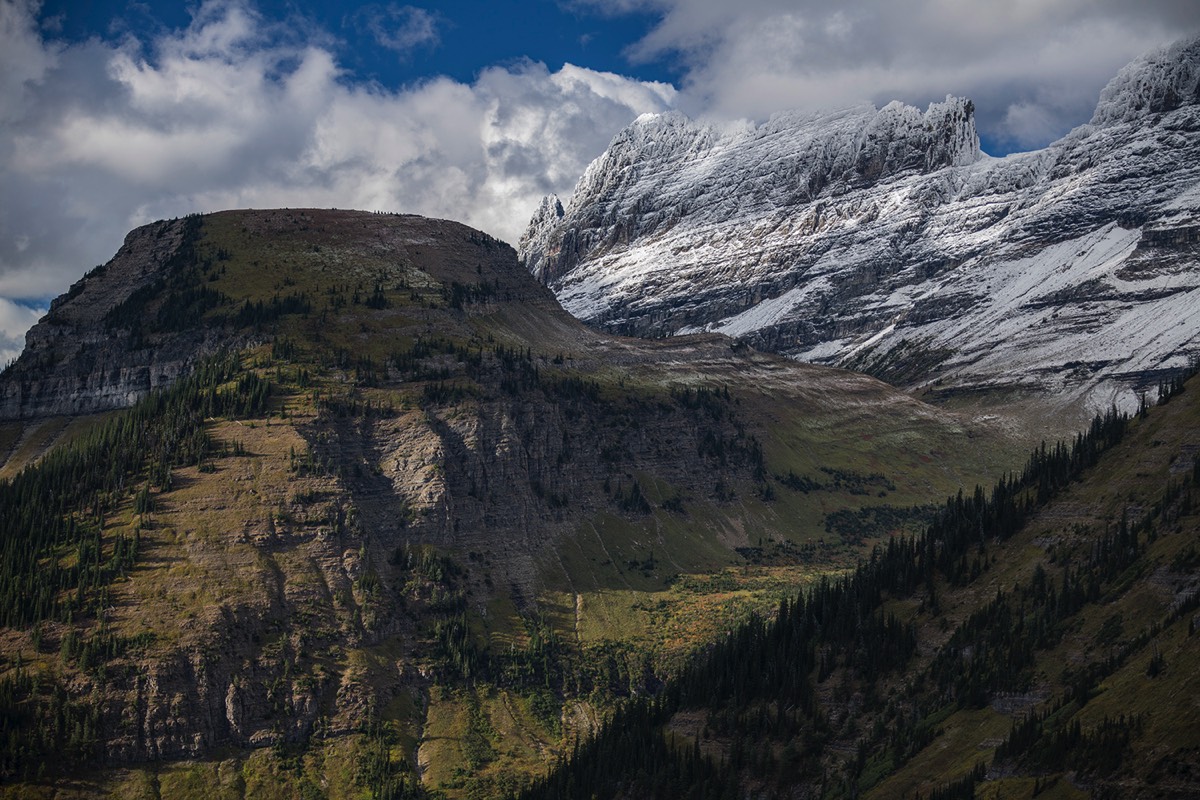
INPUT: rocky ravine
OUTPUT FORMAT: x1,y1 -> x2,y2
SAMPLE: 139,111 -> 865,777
520,36 -> 1200,419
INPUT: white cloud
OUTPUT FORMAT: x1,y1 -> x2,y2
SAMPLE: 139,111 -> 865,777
0,298 -> 45,367
588,0 -> 1199,150
0,0 -> 58,124
0,0 -> 675,323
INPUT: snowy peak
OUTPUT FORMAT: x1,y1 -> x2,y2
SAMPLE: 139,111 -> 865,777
521,96 -> 980,284
519,193 -> 567,283
923,96 -> 981,167
855,96 -> 980,179
519,37 -> 1200,420
1091,34 -> 1200,126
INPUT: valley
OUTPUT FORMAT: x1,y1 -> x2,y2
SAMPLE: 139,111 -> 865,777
517,368 -> 1200,800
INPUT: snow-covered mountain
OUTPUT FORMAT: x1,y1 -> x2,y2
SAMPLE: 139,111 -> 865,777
519,36 -> 1200,417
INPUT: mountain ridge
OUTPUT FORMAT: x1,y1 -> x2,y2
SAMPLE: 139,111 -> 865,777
0,210 -> 541,420
520,35 -> 1200,422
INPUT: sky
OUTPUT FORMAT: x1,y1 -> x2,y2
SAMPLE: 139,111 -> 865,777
1,0 -> 1198,364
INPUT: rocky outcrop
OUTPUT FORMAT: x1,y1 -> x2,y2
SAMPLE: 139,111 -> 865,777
0,217 -> 242,419
520,36 -> 1200,415
522,97 -> 980,286
0,206 -> 1031,796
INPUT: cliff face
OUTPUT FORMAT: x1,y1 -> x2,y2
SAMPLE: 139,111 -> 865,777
520,36 -> 1200,415
521,97 -> 980,287
0,217 -> 245,419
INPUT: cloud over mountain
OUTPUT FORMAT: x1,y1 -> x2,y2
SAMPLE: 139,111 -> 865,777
2,0 -> 1197,363
584,0 -> 1200,150
0,0 -> 674,312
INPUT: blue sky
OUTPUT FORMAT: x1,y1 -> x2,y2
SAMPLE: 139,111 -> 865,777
40,0 -> 678,88
1,0 -> 1198,363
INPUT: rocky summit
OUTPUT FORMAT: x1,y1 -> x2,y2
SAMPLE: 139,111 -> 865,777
520,36 -> 1200,421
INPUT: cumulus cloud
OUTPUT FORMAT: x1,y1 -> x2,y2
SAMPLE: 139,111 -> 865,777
580,0 -> 1200,151
0,0 -> 675,321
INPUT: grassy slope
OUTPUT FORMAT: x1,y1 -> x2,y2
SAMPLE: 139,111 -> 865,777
867,383 -> 1200,799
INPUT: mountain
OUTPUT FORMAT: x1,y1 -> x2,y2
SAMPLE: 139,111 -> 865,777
0,210 -> 1018,798
519,36 -> 1200,423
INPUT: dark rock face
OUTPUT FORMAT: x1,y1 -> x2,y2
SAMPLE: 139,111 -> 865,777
520,36 -> 1200,413
0,217 -> 241,419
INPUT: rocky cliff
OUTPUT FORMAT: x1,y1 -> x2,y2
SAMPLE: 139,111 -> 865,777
0,216 -> 246,419
520,36 -> 1200,417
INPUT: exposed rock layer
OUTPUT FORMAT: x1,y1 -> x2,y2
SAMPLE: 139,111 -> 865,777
0,210 -> 1013,772
0,218 -> 240,419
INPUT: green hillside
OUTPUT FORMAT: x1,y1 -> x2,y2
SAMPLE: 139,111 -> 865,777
0,210 -> 1028,798
515,374 -> 1200,799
